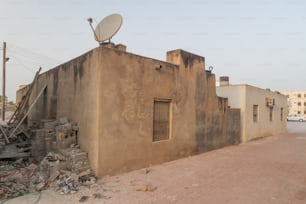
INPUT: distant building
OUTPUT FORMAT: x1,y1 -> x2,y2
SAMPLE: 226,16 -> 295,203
281,90 -> 306,116
216,77 -> 287,142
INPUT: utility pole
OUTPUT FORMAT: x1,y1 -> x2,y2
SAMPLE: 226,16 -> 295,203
2,42 -> 6,121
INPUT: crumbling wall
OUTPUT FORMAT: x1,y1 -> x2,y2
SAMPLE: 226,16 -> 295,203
16,50 -> 100,174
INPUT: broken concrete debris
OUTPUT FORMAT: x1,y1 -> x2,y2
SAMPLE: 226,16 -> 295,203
39,144 -> 96,194
0,144 -> 97,200
0,117 -> 99,200
31,117 -> 78,161
0,117 -> 78,160
0,159 -> 37,200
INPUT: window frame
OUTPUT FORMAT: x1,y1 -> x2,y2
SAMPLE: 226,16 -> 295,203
152,99 -> 172,142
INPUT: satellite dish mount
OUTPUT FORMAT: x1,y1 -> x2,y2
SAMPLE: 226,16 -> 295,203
87,14 -> 123,45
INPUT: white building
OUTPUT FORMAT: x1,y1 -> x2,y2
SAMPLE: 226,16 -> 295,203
281,90 -> 306,116
216,77 -> 287,142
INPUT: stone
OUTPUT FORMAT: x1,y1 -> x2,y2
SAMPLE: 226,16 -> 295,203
70,144 -> 79,148
35,182 -> 45,191
134,183 -> 157,192
70,152 -> 87,161
142,168 -> 151,174
58,117 -> 69,125
79,196 -> 89,202
48,170 -> 60,183
92,193 -> 102,199
78,169 -> 91,178
42,120 -> 58,129
26,163 -> 38,170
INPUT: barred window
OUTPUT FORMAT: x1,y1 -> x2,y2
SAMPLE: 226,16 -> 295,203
153,99 -> 171,142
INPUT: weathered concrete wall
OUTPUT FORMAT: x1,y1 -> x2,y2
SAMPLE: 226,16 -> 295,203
17,50 -> 101,174
96,48 -> 240,176
17,46 -> 241,177
217,85 -> 287,142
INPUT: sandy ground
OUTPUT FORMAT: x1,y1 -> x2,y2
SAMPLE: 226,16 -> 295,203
4,122 -> 306,204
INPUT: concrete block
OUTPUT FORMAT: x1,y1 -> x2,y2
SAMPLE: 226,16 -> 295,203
70,152 -> 87,161
58,117 -> 69,125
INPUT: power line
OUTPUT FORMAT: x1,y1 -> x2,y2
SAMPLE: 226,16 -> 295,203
8,43 -> 61,63
8,54 -> 37,74
8,50 -> 57,68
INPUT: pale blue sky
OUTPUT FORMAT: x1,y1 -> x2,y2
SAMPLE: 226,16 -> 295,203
1,0 -> 305,101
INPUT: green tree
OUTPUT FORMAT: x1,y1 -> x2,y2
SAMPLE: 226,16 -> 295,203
0,95 -> 8,103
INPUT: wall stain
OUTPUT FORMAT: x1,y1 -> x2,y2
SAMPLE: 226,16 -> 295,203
195,73 -> 206,151
180,51 -> 204,68
73,54 -> 87,84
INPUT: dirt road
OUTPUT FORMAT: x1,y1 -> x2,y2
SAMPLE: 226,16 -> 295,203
5,122 -> 306,204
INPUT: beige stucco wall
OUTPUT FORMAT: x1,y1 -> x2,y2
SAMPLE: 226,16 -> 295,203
17,46 -> 241,177
217,85 -> 287,142
95,48 -> 241,176
216,86 -> 246,140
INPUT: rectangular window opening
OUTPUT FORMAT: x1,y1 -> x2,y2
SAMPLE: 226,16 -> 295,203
269,107 -> 273,122
280,107 -> 284,121
253,105 -> 258,122
153,99 -> 171,142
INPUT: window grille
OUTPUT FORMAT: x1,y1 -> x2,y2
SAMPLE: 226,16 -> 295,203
153,100 -> 171,141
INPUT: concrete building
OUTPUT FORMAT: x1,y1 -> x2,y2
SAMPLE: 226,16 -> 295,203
216,77 -> 287,142
281,90 -> 306,116
17,44 -> 241,177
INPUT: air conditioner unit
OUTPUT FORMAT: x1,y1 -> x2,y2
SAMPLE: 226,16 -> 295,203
266,98 -> 275,107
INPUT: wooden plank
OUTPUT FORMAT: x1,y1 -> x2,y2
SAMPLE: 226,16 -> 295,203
0,125 -> 9,143
8,85 -> 47,139
8,67 -> 42,125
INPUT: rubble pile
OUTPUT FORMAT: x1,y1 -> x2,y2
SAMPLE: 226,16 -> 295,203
39,144 -> 96,194
0,117 -> 98,200
0,159 -> 39,200
0,145 -> 97,200
62,144 -> 91,173
31,117 -> 79,161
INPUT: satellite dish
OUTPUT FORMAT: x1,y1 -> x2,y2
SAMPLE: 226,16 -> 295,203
87,14 -> 123,44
